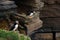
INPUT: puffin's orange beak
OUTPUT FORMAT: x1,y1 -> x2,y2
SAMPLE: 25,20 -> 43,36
28,16 -> 33,19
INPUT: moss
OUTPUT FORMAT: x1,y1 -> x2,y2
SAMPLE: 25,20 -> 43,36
0,29 -> 31,40
0,29 -> 19,40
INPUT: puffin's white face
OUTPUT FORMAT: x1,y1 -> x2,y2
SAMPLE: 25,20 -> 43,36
29,12 -> 34,16
28,11 -> 36,18
29,11 -> 36,16
33,11 -> 36,13
16,21 -> 19,24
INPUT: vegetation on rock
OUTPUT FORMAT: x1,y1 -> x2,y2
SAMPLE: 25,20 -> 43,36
0,29 -> 31,40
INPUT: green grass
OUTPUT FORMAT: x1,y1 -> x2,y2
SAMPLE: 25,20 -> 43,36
0,38 -> 7,40
0,29 -> 31,40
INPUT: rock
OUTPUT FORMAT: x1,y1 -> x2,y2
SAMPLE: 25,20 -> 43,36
35,0 -> 60,40
40,0 -> 60,31
0,0 -> 44,35
25,12 -> 43,35
0,0 -> 17,19
14,0 -> 44,11
0,1 -> 18,31
0,1 -> 17,10
27,18 -> 43,35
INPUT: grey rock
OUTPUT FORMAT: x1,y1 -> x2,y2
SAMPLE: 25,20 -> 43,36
0,1 -> 17,18
0,1 -> 17,11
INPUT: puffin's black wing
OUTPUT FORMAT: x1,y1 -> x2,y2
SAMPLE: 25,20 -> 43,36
9,23 -> 16,31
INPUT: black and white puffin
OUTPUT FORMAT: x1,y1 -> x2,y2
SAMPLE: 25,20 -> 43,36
10,20 -> 19,31
29,11 -> 36,16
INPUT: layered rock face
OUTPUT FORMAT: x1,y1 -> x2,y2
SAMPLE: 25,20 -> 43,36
30,0 -> 60,40
0,0 -> 43,35
0,1 -> 17,30
40,0 -> 60,30
13,0 -> 43,10
11,0 -> 44,35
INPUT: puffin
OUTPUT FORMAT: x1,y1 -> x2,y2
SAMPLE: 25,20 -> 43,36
28,11 -> 36,18
10,21 -> 19,31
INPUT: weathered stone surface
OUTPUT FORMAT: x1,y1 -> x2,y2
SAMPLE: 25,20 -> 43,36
12,0 -> 44,35
42,0 -> 60,4
40,0 -> 60,29
31,33 -> 53,40
0,1 -> 17,10
12,0 -> 44,11
37,1 -> 60,40
0,0 -> 43,35
26,17 -> 43,35
0,1 -> 18,31
40,4 -> 60,17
